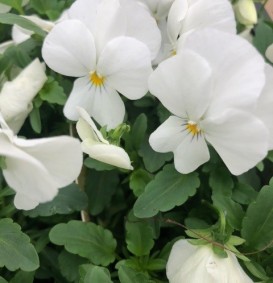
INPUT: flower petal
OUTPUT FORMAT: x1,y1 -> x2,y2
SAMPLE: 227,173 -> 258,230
14,193 -> 40,210
148,50 -> 212,120
82,140 -> 133,170
42,20 -> 96,77
98,36 -> 152,99
120,0 -> 162,60
14,135 -> 83,188
149,115 -> 185,152
183,29 -> 265,114
202,109 -> 268,175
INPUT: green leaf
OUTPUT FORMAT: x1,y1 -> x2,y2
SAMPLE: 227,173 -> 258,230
10,271 -> 34,283
24,184 -> 88,217
134,164 -> 199,218
242,185 -> 273,250
29,106 -> 41,134
253,21 -> 273,56
232,183 -> 258,205
85,170 -> 119,216
49,220 -> 117,266
138,140 -> 172,173
0,218 -> 39,271
146,258 -> 166,271
244,261 -> 269,281
118,266 -> 152,283
0,0 -> 23,13
58,250 -> 87,283
126,213 -> 155,256
0,277 -> 8,283
0,13 -> 46,37
129,168 -> 153,197
39,77 -> 67,105
84,157 -> 115,171
79,265 -> 113,283
131,113 -> 147,149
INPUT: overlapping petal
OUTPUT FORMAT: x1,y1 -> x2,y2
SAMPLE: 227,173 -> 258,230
98,36 -> 152,100
42,20 -> 96,77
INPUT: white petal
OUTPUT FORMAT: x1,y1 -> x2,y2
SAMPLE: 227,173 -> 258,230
183,29 -> 265,114
81,140 -> 133,170
0,58 -> 47,133
174,132 -> 210,174
42,20 -> 96,77
68,0 -> 100,34
95,0 -> 126,55
202,109 -> 268,175
63,76 -> 93,121
76,107 -> 108,144
14,193 -> 40,210
12,25 -> 32,44
149,115 -> 186,152
257,64 -> 273,149
14,135 -> 83,188
120,0 -> 162,60
148,50 -> 212,120
89,85 -> 125,130
97,36 -> 152,100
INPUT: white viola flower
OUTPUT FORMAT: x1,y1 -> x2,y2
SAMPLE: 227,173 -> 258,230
42,0 -> 154,130
234,0 -> 257,27
257,64 -> 273,150
0,58 -> 47,133
157,0 -> 235,61
167,239 -> 253,283
76,107 -> 133,170
265,43 -> 273,63
149,47 -> 268,175
0,118 -> 83,210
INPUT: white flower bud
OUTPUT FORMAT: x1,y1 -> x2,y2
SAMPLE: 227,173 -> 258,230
234,0 -> 257,27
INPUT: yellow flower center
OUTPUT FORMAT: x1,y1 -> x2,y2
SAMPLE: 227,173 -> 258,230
171,50 -> 177,56
186,121 -> 200,136
90,72 -> 105,87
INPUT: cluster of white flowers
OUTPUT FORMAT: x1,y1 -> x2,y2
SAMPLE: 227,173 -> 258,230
0,0 -> 272,280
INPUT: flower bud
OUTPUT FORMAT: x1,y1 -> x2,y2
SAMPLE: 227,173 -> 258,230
234,0 -> 257,27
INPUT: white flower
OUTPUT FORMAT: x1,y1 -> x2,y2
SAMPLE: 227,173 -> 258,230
76,107 -> 133,170
149,30 -> 268,175
156,0 -> 236,61
257,64 -> 273,150
42,0 -> 156,129
234,0 -> 257,27
167,240 -> 253,283
0,58 -> 47,133
0,118 -> 83,210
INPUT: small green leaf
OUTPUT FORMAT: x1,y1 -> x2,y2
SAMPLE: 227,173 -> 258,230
10,271 -> 34,283
131,113 -> 147,149
0,277 -> 8,283
253,21 -> 273,56
232,183 -> 258,205
134,164 -> 199,218
84,157 -> 115,171
242,185 -> 273,250
49,220 -> 117,266
118,266 -> 151,283
79,265 -> 113,283
244,261 -> 269,281
0,218 -> 39,271
29,106 -> 41,134
129,168 -> 153,197
0,0 -> 23,14
0,13 -> 46,37
126,213 -> 155,256
24,184 -> 88,217
39,77 -> 67,105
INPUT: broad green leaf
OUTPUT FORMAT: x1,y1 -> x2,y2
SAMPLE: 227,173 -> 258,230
129,168 -> 153,197
29,106 -> 41,134
10,271 -> 34,283
0,277 -> 8,283
126,213 -> 155,256
79,265 -> 113,283
131,113 -> 147,149
0,218 -> 39,271
24,184 -> 88,217
118,266 -> 150,283
39,77 -> 67,105
232,183 -> 257,205
49,221 -> 117,266
85,170 -> 119,215
242,185 -> 273,250
138,140 -> 172,173
134,164 -> 199,218
0,13 -> 46,37
58,250 -> 87,283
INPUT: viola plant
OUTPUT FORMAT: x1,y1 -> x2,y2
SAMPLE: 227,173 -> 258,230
0,0 -> 273,282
